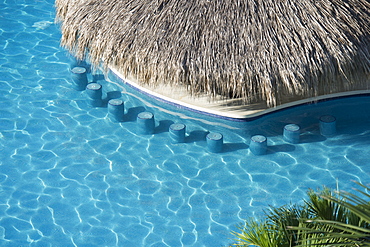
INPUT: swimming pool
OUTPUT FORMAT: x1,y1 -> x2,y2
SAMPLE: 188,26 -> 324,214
0,0 -> 369,246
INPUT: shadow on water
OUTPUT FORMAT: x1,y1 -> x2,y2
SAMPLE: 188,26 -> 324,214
106,91 -> 122,100
326,133 -> 370,146
300,134 -> 327,143
155,120 -> 174,134
186,130 -> 210,143
124,106 -> 146,122
267,144 -> 296,154
338,124 -> 370,136
100,91 -> 123,107
223,143 -> 248,153
92,74 -> 105,82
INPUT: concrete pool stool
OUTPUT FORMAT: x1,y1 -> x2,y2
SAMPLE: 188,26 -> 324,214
283,124 -> 300,144
108,99 -> 124,122
71,66 -> 88,91
137,112 -> 155,134
206,132 -> 223,153
319,115 -> 336,136
250,135 -> 267,155
86,83 -> 102,107
169,123 -> 186,143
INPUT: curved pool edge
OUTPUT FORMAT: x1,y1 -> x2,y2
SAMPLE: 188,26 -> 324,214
110,67 -> 370,122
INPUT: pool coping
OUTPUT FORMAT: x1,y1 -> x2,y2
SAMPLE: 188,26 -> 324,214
110,67 -> 370,122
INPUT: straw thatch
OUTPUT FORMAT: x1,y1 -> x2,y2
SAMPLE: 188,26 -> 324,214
55,0 -> 370,107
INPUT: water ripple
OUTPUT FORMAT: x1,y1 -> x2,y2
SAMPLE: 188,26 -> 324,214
0,0 -> 369,246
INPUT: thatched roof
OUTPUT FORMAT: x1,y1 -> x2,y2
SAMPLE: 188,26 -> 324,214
55,0 -> 370,107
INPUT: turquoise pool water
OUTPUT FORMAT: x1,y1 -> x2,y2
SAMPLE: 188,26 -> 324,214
1,0 -> 369,246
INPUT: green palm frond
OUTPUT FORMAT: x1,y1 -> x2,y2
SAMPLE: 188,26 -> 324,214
231,220 -> 286,247
294,182 -> 370,246
229,182 -> 370,247
267,205 -> 309,246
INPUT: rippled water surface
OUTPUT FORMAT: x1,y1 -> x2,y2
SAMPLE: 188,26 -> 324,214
1,1 -> 369,246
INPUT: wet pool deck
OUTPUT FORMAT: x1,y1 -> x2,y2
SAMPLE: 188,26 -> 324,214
110,67 -> 370,121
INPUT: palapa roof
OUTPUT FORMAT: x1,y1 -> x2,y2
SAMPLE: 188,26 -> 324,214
55,0 -> 370,107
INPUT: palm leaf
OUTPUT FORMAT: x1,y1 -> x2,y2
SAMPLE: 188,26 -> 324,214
231,220 -> 286,247
292,182 -> 370,246
229,182 -> 370,247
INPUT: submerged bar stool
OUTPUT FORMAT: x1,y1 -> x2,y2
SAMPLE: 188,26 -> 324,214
250,135 -> 267,155
169,123 -> 186,143
283,124 -> 300,144
206,132 -> 223,153
86,83 -> 102,107
71,66 -> 88,91
70,58 -> 89,70
137,112 -> 155,134
319,115 -> 336,136
108,99 -> 124,122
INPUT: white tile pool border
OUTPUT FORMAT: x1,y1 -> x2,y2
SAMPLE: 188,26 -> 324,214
110,67 -> 370,121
